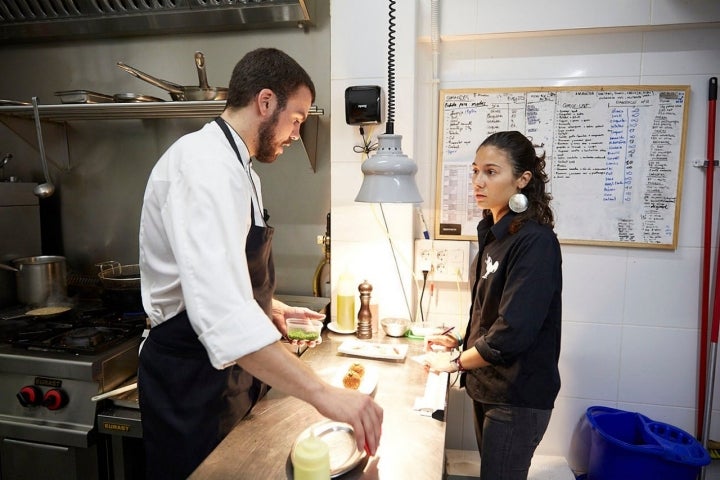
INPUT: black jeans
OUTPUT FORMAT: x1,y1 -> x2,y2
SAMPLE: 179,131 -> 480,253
473,402 -> 552,480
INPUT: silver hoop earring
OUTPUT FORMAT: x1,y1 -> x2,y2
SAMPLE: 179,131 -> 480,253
509,193 -> 528,213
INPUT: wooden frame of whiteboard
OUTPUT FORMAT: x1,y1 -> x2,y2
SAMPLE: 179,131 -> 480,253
434,85 -> 690,249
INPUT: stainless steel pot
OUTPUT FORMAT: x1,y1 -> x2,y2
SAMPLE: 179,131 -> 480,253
2,255 -> 67,306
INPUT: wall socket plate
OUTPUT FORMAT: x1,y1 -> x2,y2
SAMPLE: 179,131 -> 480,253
414,239 -> 470,282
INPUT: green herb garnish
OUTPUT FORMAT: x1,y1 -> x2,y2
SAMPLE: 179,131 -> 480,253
287,330 -> 319,341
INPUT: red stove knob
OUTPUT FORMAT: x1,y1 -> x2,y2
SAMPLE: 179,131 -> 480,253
17,385 -> 44,407
43,388 -> 69,410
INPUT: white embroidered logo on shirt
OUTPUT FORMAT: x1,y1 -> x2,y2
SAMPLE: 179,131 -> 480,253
482,254 -> 499,279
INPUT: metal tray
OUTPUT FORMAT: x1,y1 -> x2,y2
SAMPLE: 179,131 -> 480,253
113,93 -> 165,103
55,90 -> 114,104
291,421 -> 367,478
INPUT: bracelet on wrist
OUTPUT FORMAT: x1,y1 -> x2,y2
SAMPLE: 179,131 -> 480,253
453,354 -> 466,372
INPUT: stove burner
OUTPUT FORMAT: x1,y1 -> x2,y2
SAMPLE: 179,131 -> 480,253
0,302 -> 146,354
0,317 -> 74,343
60,327 -> 108,348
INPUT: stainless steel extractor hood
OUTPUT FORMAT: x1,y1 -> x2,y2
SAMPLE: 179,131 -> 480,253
0,0 -> 313,44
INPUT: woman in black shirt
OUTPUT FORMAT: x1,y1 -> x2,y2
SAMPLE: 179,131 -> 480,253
426,131 -> 562,480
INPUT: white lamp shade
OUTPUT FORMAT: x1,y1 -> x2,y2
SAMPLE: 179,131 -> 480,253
355,133 -> 423,204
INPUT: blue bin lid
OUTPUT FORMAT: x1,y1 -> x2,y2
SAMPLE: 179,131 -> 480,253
585,406 -> 710,467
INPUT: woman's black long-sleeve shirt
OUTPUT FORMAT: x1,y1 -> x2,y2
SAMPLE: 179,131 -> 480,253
462,212 -> 562,410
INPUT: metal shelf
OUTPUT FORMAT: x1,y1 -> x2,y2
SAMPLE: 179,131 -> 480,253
0,101 -> 324,122
0,101 -> 324,172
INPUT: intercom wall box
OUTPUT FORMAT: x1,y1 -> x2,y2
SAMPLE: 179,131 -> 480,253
345,85 -> 382,125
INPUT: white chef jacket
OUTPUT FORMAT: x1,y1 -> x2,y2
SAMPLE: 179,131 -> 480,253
139,120 -> 281,369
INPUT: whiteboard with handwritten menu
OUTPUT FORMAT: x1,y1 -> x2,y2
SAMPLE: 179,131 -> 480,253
435,86 -> 690,249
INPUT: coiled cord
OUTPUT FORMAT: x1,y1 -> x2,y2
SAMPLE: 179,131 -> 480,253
386,0 -> 396,134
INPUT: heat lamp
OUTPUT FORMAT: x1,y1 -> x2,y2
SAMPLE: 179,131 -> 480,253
355,0 -> 422,205
354,0 -> 422,323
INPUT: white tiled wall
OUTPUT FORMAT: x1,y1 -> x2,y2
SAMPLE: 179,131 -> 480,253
331,0 -> 720,474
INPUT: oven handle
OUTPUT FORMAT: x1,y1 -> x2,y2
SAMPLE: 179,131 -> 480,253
3,437 -> 70,453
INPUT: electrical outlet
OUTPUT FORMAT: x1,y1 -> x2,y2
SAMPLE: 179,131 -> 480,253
414,239 -> 470,282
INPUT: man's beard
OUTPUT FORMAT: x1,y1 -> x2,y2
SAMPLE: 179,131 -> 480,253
255,109 -> 282,164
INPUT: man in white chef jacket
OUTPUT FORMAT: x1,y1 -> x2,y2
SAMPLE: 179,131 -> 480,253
138,48 -> 383,479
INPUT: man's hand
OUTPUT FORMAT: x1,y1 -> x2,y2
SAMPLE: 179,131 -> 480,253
272,299 -> 326,348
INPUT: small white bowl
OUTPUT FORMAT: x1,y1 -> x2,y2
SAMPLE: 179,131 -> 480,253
409,323 -> 444,338
381,317 -> 410,337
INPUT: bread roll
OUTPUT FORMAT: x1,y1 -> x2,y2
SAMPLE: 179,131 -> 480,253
342,370 -> 362,390
348,363 -> 365,378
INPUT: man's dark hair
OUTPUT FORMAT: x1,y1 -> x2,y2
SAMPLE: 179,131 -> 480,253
226,48 -> 316,111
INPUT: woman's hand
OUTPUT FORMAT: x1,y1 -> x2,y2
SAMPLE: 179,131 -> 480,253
423,333 -> 462,372
424,333 -> 459,352
423,351 -> 460,373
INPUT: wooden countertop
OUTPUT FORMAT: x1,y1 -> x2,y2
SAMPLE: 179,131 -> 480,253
189,328 -> 448,479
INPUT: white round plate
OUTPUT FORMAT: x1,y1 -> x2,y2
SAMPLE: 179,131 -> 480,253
327,321 -> 356,334
291,421 -> 366,478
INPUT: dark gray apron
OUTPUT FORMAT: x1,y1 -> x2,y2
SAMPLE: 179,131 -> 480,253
138,118 -> 276,480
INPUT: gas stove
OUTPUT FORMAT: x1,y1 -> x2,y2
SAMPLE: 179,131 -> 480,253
0,301 -> 145,479
0,303 -> 146,355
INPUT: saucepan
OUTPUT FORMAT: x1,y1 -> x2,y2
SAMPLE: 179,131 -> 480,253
0,255 -> 67,306
117,51 -> 228,101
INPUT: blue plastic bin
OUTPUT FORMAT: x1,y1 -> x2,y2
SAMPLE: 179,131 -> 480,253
585,406 -> 710,480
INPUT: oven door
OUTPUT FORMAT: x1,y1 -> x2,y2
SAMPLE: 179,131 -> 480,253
1,437 -> 100,480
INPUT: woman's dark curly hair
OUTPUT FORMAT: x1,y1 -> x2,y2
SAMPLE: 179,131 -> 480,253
226,48 -> 316,111
477,130 -> 554,232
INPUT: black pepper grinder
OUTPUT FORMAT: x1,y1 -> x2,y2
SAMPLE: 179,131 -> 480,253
356,280 -> 373,339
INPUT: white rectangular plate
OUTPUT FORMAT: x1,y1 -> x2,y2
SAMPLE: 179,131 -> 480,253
337,340 -> 408,360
